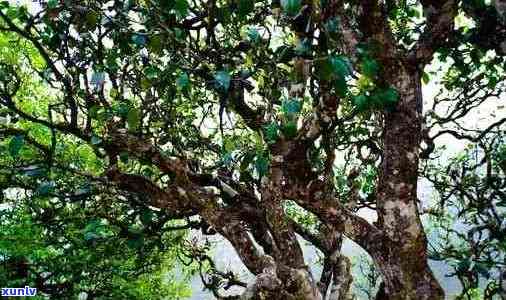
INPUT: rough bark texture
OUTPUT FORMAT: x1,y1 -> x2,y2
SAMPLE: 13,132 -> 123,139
372,67 -> 444,300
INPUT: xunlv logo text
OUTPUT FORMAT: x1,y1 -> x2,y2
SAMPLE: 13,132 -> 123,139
1,286 -> 37,297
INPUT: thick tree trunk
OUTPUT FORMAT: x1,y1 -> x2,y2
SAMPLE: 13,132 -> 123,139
372,247 -> 443,300
374,67 -> 444,300
240,258 -> 322,300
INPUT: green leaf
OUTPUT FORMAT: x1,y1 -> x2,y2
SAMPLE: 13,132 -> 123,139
487,76 -> 498,89
214,70 -> 231,91
127,236 -> 144,249
330,55 -> 351,78
7,6 -> 28,21
9,135 -> 24,157
238,0 -> 254,18
294,38 -> 311,55
223,138 -> 235,152
282,121 -> 298,138
247,27 -> 261,43
281,98 -> 302,116
142,167 -> 154,178
113,102 -> 129,117
407,8 -> 420,18
255,155 -> 269,178
127,107 -> 141,131
474,263 -> 490,279
216,7 -> 232,25
334,77 -> 348,97
91,71 -> 105,87
148,34 -> 163,53
36,181 -> 55,196
144,66 -> 159,80
140,78 -> 151,90
173,28 -> 185,40
275,45 -> 296,63
109,88 -> 118,99
176,72 -> 190,89
361,58 -> 380,78
220,152 -> 233,166
119,151 -> 129,163
456,258 -> 471,273
140,210 -> 154,225
91,135 -> 102,145
76,184 -> 92,196
281,0 -> 301,16
175,0 -> 189,17
422,72 -> 430,84
85,11 -> 100,30
263,122 -> 279,143
316,55 -> 351,82
315,58 -> 333,80
353,94 -> 368,111
47,0 -> 58,9
105,54 -> 119,71
84,232 -> 99,241
85,11 -> 99,28
324,17 -> 339,33
380,87 -> 399,105
131,33 -> 147,46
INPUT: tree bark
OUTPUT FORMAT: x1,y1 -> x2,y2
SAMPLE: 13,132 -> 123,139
374,66 -> 444,300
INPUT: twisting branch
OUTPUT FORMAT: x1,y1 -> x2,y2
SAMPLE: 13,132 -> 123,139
409,0 -> 456,65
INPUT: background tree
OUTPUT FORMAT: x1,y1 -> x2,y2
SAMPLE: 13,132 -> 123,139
0,28 -> 195,299
0,25 -> 197,299
0,199 -> 194,299
0,0 -> 504,299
